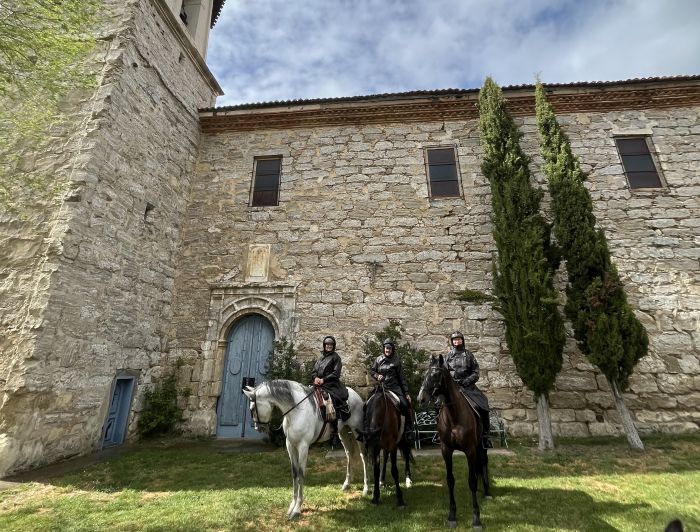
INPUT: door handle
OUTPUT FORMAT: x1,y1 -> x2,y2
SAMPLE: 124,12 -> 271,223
242,376 -> 256,390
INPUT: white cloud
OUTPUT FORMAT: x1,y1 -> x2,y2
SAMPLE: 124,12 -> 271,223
208,0 -> 700,106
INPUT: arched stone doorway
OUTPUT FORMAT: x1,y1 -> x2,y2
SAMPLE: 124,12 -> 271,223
216,313 -> 275,438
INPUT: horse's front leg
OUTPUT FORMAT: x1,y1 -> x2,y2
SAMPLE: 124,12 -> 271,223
338,425 -> 353,491
290,442 -> 310,519
371,446 -> 381,505
285,439 -> 300,519
401,439 -> 413,488
356,437 -> 370,496
480,446 -> 492,499
390,449 -> 405,507
466,450 -> 483,531
380,449 -> 387,487
443,445 -> 457,528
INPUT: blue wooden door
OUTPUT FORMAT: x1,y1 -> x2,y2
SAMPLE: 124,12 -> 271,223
102,377 -> 135,447
217,314 -> 274,438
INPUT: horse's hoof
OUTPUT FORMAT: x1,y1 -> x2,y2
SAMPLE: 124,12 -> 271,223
405,478 -> 413,489
288,512 -> 300,521
362,488 -> 369,497
447,520 -> 457,529
397,502 -> 406,509
342,482 -> 350,491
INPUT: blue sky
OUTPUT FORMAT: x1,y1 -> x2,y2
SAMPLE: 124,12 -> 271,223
207,0 -> 700,107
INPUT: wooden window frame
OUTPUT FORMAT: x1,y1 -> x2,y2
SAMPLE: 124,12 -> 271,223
614,136 -> 665,190
250,156 -> 282,207
424,145 -> 463,199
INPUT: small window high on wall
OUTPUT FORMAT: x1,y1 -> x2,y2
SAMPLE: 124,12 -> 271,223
251,157 -> 281,207
614,137 -> 663,189
425,147 -> 461,198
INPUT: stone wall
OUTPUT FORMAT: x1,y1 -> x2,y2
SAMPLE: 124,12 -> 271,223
171,102 -> 699,438
0,0 -> 220,476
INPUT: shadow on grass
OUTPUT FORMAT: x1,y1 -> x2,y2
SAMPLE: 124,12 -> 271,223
321,484 -> 647,531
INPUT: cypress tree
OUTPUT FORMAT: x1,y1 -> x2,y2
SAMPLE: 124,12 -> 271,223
478,78 -> 566,450
535,82 -> 648,450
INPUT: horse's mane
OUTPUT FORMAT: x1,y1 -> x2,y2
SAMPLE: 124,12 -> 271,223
261,379 -> 317,411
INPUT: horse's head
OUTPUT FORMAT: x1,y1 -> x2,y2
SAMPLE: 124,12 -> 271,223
417,354 -> 446,407
243,384 -> 272,432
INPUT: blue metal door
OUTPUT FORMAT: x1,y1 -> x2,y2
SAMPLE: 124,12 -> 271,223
217,314 -> 274,438
102,377 -> 135,447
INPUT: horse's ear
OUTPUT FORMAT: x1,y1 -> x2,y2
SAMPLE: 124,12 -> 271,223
242,387 -> 254,399
438,354 -> 444,366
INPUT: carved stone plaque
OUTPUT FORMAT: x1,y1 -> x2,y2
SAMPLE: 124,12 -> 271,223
245,244 -> 270,281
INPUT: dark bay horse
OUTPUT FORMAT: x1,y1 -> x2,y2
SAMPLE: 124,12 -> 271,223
418,355 -> 490,530
365,384 -> 413,506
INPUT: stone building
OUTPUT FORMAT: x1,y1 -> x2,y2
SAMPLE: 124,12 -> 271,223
1,0 -> 698,477
174,78 -> 700,441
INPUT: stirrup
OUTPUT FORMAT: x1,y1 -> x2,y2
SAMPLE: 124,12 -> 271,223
330,432 -> 341,448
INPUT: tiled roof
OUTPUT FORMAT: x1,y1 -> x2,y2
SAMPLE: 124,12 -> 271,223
202,75 -> 700,112
211,0 -> 225,28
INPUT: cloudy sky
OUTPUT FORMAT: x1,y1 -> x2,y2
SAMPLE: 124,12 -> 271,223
207,0 -> 700,107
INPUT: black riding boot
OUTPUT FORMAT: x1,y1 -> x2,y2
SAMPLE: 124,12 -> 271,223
480,409 -> 493,449
404,412 -> 415,443
330,418 -> 341,448
356,404 -> 370,442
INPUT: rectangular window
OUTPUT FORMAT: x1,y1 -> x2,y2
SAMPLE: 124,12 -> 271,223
426,147 -> 461,198
614,137 -> 663,189
251,157 -> 281,207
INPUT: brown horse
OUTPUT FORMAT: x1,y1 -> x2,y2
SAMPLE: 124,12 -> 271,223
365,384 -> 412,506
418,355 -> 490,530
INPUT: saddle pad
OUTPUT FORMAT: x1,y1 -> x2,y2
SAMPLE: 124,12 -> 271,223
385,390 -> 401,407
458,391 -> 482,425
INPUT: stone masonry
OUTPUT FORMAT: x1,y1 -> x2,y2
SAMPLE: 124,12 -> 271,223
171,84 -> 700,439
0,0 -> 221,476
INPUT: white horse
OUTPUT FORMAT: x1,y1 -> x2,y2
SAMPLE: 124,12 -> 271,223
243,379 -> 369,519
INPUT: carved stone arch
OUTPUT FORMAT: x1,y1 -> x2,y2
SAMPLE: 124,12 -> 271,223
217,296 -> 283,344
200,282 -> 299,413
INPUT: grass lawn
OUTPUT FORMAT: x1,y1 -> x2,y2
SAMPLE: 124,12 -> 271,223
1,434 -> 698,531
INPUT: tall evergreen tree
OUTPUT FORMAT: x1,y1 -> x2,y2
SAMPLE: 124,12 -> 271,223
478,78 -> 566,450
535,82 -> 648,450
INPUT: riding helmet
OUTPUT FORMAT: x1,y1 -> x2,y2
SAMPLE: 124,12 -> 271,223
450,331 -> 465,341
322,335 -> 336,349
382,338 -> 395,354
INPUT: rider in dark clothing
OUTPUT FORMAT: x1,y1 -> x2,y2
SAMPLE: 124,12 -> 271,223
359,338 -> 414,442
311,336 -> 350,439
444,331 -> 492,448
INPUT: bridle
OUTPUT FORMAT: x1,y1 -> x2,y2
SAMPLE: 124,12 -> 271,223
249,391 -> 270,432
422,364 -> 445,400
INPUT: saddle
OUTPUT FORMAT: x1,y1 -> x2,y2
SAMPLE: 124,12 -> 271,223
456,390 -> 485,434
368,389 -> 401,410
313,387 -> 336,422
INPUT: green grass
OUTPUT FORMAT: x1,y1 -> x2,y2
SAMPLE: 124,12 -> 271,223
1,434 -> 698,531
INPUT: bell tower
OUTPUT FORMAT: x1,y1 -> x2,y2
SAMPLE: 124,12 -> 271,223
0,0 -> 224,476
166,0 -> 225,59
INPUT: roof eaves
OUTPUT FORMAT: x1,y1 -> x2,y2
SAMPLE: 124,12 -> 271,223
211,0 -> 225,28
202,74 -> 700,113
